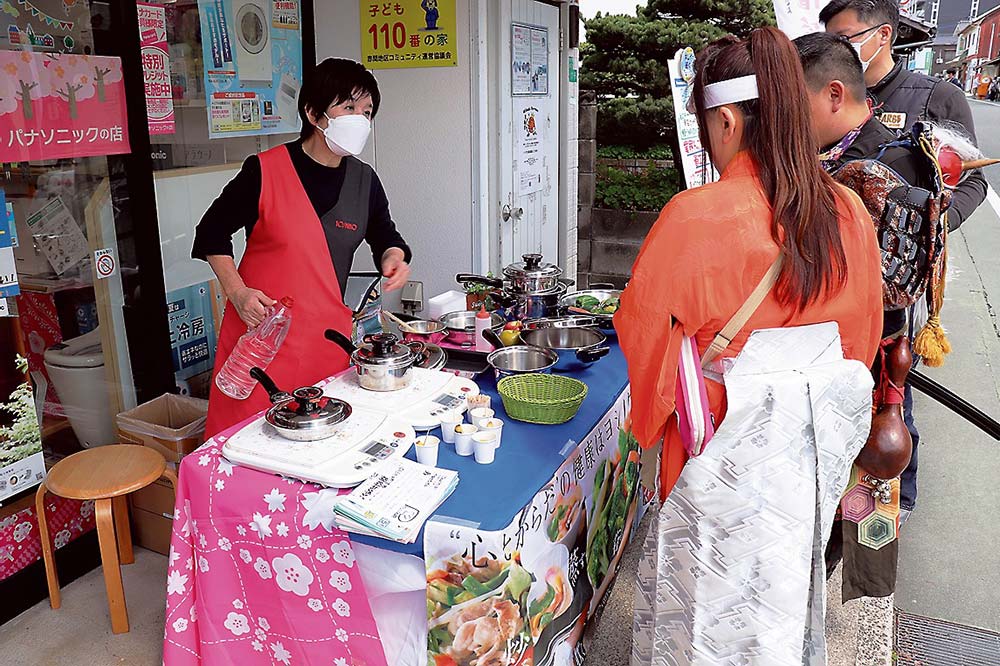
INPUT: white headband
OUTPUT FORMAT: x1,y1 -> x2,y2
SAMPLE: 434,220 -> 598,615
702,75 -> 759,109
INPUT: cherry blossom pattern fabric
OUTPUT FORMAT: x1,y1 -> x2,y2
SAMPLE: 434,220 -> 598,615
0,497 -> 95,581
162,411 -> 387,666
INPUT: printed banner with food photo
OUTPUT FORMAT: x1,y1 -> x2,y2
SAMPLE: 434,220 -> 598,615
424,387 -> 649,666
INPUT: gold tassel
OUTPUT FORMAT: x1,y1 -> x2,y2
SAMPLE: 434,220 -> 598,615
913,314 -> 949,367
913,246 -> 950,367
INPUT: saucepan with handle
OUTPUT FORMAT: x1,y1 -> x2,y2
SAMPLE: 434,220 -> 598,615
249,367 -> 352,441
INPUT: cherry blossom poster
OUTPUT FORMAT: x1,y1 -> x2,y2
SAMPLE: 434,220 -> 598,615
0,50 -> 130,162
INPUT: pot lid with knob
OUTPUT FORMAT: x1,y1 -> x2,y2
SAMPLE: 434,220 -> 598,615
502,253 -> 563,282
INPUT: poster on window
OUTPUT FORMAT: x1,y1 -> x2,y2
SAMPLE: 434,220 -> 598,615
167,282 -> 217,384
424,387 -> 651,666
0,0 -> 94,54
518,105 -> 544,195
0,50 -> 130,162
138,3 -> 174,135
197,0 -> 303,139
359,0 -> 458,69
512,23 -> 548,96
0,351 -> 45,503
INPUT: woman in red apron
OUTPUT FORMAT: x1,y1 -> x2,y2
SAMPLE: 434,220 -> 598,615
193,59 -> 412,438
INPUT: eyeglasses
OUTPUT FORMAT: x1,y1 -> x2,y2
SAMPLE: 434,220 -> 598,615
843,24 -> 888,41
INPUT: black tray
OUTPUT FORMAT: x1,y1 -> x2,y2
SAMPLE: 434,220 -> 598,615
442,348 -> 490,375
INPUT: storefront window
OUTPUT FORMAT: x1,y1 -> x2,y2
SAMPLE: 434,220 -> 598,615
0,1 -> 157,503
144,0 -> 311,398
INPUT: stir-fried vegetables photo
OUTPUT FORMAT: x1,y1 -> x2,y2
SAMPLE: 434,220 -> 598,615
426,548 -> 573,666
586,429 -> 641,592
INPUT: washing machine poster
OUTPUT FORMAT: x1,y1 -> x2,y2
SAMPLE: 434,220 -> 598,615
167,282 -> 216,383
359,0 -> 458,69
197,0 -> 302,139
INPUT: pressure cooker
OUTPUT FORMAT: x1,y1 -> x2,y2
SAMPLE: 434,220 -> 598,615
325,330 -> 427,392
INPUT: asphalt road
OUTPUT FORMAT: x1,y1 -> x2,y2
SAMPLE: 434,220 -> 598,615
969,99 -> 1000,191
894,97 -> 1000,633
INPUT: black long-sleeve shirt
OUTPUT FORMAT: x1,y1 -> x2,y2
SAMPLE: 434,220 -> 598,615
869,60 -> 987,231
191,141 -> 411,286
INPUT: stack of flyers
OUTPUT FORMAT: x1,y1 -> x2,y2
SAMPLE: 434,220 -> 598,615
334,458 -> 458,543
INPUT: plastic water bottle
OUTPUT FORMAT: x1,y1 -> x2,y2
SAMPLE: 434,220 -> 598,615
215,297 -> 294,399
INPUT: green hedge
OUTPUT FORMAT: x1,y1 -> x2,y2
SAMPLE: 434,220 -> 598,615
596,144 -> 673,161
595,163 -> 679,212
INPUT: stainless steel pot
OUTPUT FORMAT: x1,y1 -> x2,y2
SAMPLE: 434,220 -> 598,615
519,326 -> 611,372
250,367 -> 352,441
502,253 -> 564,293
496,282 -> 569,321
438,310 -> 505,347
325,330 -> 425,391
520,315 -> 602,331
487,345 -> 559,379
456,254 -> 572,321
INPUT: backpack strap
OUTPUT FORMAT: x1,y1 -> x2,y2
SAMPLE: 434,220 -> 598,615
701,253 -> 784,369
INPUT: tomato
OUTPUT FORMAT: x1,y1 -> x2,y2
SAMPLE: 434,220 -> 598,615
434,655 -> 458,666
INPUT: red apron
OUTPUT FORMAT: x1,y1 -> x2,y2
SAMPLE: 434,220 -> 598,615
205,146 -> 355,438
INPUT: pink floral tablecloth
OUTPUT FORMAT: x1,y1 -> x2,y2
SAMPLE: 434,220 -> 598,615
162,414 -> 387,666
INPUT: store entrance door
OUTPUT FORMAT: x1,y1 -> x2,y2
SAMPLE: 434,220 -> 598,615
496,0 -> 561,267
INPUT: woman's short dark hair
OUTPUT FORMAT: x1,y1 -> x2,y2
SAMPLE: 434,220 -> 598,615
298,58 -> 381,139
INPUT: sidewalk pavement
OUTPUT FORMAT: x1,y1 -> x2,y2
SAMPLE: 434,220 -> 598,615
894,192 -> 1000,633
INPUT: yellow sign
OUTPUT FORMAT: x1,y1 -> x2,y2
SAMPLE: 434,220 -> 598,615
359,0 -> 458,69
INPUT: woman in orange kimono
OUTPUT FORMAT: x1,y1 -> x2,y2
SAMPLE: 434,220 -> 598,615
619,28 -> 884,665
617,28 -> 883,502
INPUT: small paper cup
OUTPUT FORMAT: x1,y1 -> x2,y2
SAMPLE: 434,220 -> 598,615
479,418 -> 504,448
469,407 -> 495,429
439,411 -> 463,444
453,424 -> 478,456
473,431 -> 498,464
414,435 -> 440,467
467,394 -> 492,411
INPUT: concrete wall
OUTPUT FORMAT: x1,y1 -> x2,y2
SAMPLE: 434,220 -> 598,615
315,2 -> 475,310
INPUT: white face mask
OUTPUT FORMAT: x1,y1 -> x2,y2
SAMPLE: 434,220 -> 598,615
320,113 -> 371,156
851,26 -> 886,73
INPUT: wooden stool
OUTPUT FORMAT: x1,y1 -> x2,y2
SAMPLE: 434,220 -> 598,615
35,445 -> 178,634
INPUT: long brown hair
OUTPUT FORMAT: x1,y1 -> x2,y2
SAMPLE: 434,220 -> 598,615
691,27 -> 848,311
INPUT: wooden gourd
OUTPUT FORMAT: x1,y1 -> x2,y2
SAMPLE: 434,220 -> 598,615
856,337 -> 913,479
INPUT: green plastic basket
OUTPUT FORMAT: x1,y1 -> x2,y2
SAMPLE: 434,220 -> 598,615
497,374 -> 589,425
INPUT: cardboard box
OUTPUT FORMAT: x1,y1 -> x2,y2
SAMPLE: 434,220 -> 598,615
128,478 -> 176,555
116,393 -> 208,463
129,504 -> 173,555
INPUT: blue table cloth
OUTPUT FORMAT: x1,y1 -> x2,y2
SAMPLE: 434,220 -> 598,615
353,341 -> 630,556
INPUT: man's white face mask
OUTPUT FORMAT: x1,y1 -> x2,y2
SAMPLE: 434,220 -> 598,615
850,25 -> 888,73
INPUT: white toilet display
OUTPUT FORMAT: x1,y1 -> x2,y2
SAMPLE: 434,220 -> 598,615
43,328 -> 117,448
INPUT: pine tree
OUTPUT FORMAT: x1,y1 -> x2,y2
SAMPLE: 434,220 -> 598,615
582,0 -> 775,150
0,356 -> 42,466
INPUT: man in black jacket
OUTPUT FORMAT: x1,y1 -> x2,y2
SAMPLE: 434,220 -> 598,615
820,0 -> 985,521
820,0 -> 985,231
795,31 -> 939,596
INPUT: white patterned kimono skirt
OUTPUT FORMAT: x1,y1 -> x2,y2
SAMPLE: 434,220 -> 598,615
631,323 -> 873,666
